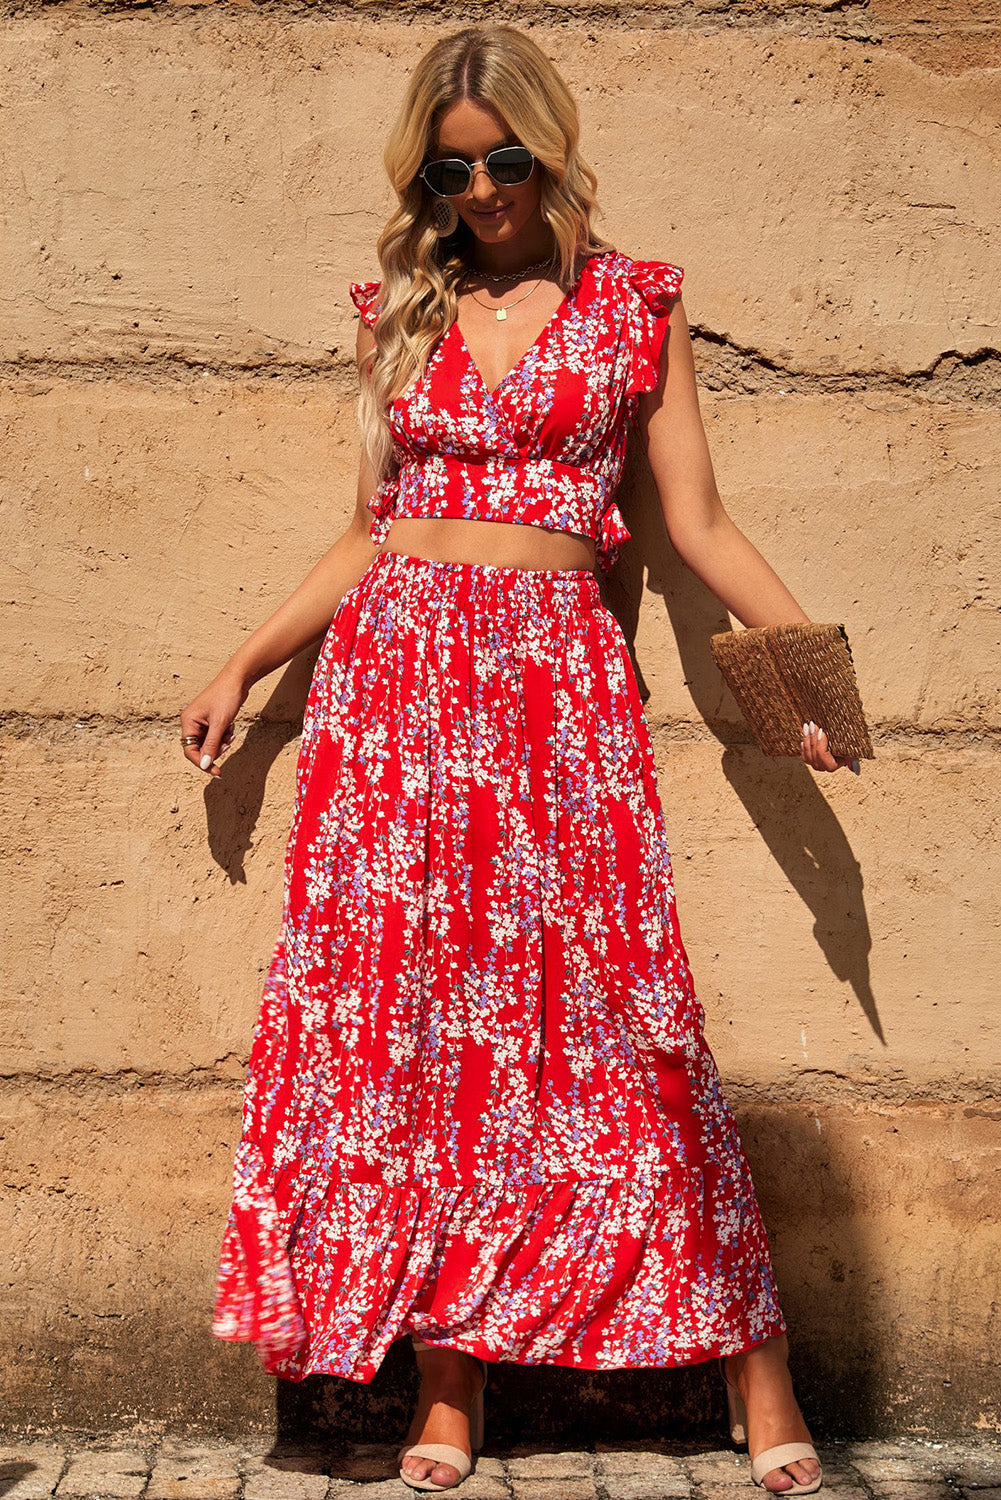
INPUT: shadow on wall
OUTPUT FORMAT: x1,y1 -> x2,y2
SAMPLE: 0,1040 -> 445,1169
605,440 -> 883,1045
270,1340 -> 725,1450
199,639 -> 323,884
735,1103 -> 882,1442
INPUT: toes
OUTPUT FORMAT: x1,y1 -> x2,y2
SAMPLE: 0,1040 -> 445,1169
763,1459 -> 821,1491
402,1457 -> 460,1486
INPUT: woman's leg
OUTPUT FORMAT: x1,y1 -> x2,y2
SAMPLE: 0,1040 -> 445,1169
724,1334 -> 822,1493
399,1344 -> 486,1487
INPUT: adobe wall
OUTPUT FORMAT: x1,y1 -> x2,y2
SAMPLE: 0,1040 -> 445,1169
1,2 -> 998,1439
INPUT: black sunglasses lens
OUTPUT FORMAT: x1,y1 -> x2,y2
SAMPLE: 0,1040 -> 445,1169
423,147 -> 535,195
423,160 -> 471,196
487,147 -> 534,185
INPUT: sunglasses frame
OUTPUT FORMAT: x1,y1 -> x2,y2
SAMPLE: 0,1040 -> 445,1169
419,145 -> 536,199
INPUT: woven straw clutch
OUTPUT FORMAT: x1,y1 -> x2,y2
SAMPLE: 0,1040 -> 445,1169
709,622 -> 874,760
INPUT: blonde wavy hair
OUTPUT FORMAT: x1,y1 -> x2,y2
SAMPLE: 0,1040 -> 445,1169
357,24 -> 615,485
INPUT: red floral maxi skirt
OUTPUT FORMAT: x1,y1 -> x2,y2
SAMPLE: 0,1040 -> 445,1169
211,549 -> 787,1382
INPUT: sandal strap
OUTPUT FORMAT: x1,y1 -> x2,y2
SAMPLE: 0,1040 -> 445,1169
399,1443 -> 472,1481
751,1443 -> 822,1491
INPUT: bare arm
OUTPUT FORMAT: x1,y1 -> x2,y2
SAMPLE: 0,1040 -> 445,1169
636,296 -> 851,773
635,296 -> 809,628
179,317 -> 383,776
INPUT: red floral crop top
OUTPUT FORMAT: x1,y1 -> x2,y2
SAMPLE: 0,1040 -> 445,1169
348,249 -> 683,573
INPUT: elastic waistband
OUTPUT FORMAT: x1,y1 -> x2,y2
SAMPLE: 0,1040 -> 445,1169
367,547 -> 601,611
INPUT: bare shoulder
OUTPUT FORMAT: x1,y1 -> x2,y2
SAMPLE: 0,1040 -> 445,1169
668,291 -> 689,329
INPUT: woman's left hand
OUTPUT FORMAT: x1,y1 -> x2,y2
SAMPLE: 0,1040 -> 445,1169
800,721 -> 861,775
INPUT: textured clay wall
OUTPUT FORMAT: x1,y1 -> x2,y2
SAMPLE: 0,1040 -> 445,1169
1,0 -> 999,1443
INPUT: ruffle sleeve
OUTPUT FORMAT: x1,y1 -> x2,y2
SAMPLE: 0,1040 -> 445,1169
625,259 -> 684,396
349,279 -> 383,331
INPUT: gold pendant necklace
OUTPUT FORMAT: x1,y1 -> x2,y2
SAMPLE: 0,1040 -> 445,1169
466,280 -> 543,321
461,255 -> 559,321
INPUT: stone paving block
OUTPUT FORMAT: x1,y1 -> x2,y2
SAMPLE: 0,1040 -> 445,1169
811,1470 -> 866,1490
693,1488 -> 758,1500
331,1444 -> 398,1481
327,1483 -> 406,1500
852,1456 -> 956,1482
234,1437 -> 279,1459
153,1440 -> 244,1462
242,1451 -> 329,1500
941,1448 -> 1001,1487
467,1457 -> 506,1478
242,1450 -> 329,1469
594,1445 -> 688,1477
449,1474 -> 508,1500
0,1444 -> 69,1500
56,1449 -> 150,1498
146,1441 -> 242,1500
845,1443 -> 921,1458
507,1479 -> 598,1500
868,1487 -> 964,1500
698,1490 -> 864,1500
601,1473 -> 692,1500
683,1450 -> 750,1485
507,1450 -> 597,1478
592,1444 -> 690,1499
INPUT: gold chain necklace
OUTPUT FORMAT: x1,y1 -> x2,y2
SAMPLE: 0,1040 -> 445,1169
473,254 -> 556,283
460,256 -> 559,322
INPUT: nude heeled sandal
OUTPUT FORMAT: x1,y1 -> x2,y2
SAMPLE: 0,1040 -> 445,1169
397,1335 -> 487,1491
721,1360 -> 823,1495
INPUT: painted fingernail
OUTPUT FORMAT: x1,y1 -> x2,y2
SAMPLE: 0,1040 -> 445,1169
200,753 -> 212,770
850,758 -> 861,775
817,726 -> 826,737
803,723 -> 810,737
809,721 -> 817,733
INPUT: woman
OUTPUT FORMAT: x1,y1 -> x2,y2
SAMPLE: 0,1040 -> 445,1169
184,23 -> 849,1498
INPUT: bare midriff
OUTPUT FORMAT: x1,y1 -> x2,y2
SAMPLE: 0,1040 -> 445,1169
376,517 -> 597,573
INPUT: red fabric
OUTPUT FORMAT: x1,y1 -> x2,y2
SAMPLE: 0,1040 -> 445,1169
212,546 -> 787,1383
346,251 -> 683,574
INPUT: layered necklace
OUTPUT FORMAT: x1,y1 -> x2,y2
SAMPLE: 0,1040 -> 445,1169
460,252 -> 560,321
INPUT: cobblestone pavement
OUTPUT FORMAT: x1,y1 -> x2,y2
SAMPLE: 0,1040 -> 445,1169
1,1436 -> 1000,1500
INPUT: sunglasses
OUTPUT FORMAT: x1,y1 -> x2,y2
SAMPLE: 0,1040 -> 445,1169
419,146 -> 536,198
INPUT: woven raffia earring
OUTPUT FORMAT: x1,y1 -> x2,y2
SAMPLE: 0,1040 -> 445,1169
431,198 -> 459,237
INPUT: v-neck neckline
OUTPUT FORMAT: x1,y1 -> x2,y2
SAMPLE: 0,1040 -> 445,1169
451,252 -> 594,401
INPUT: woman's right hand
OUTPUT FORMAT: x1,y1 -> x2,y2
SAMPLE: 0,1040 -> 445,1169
179,667 -> 251,777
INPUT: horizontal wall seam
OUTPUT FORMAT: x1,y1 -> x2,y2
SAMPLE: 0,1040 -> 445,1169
690,337 -> 1001,404
0,0 -> 998,44
0,714 -> 997,749
0,1071 -> 997,1110
2,341 -> 998,406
